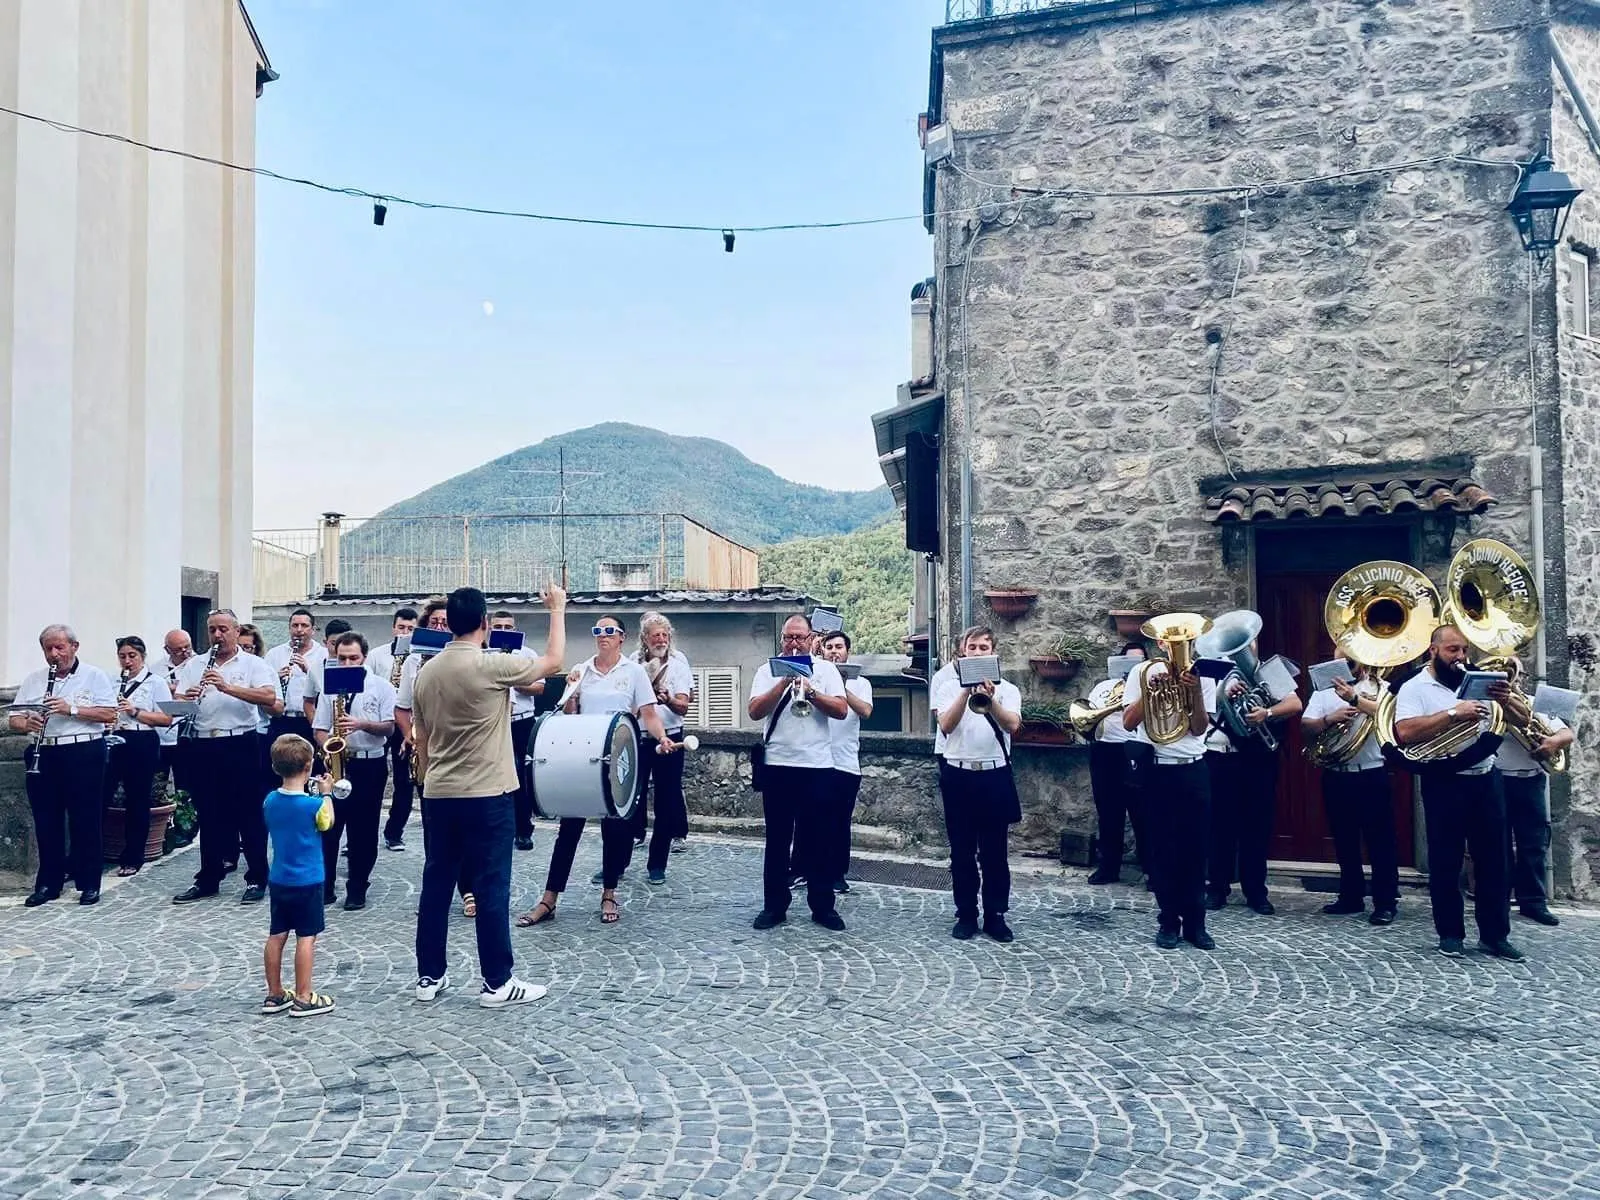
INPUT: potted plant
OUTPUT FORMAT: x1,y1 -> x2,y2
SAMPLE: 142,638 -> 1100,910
163,790 -> 198,854
1028,633 -> 1099,683
1017,701 -> 1078,746
984,589 -> 1039,620
1109,598 -> 1163,640
103,780 -> 178,865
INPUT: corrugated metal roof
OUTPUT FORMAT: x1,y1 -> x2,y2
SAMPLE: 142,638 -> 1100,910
289,587 -> 811,608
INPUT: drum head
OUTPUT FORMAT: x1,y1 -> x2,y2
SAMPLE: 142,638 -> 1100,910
602,711 -> 643,819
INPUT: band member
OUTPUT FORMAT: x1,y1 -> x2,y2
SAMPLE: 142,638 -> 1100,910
1123,637 -> 1218,950
298,619 -> 353,724
397,599 -> 474,910
368,607 -> 419,850
1495,658 -> 1574,928
105,636 -> 175,878
7,625 -> 117,907
1084,643 -> 1148,885
489,611 -> 544,852
1302,660 -> 1399,925
820,630 -> 872,895
1207,641 -> 1301,916
171,609 -> 279,906
410,585 -> 566,1007
312,632 -> 396,911
631,612 -> 694,884
155,630 -> 194,790
1394,625 -> 1520,960
519,616 -> 680,927
267,608 -> 326,744
932,625 -> 1021,942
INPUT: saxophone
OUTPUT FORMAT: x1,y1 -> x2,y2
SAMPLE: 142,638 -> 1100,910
324,693 -> 349,790
25,666 -> 58,775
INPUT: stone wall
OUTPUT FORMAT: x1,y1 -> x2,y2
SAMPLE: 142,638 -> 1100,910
1551,7 -> 1600,891
0,732 -> 32,877
681,730 -> 1094,857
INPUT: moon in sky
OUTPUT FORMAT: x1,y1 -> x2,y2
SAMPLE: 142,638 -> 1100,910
481,300 -> 495,317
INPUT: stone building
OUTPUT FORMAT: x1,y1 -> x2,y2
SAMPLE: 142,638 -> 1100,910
0,0 -> 274,685
874,0 -> 1600,893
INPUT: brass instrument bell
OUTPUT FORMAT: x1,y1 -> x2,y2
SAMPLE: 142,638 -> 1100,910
1136,613 -> 1212,745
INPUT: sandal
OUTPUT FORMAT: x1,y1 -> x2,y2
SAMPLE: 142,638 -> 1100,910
462,893 -> 477,918
516,900 -> 556,927
600,895 -> 620,924
116,866 -> 140,878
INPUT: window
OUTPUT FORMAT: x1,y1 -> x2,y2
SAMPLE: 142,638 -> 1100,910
1572,248 -> 1592,338
861,694 -> 904,733
687,667 -> 741,728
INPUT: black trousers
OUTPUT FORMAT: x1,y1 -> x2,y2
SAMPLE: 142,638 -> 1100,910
1207,749 -> 1278,904
1147,760 -> 1211,935
189,732 -> 267,891
263,714 -> 314,798
510,715 -> 537,840
382,730 -> 414,843
826,769 -> 862,887
159,742 -> 184,797
25,740 -> 107,894
1322,766 -> 1400,910
105,731 -> 162,869
1088,740 -> 1148,873
938,762 -> 1015,921
543,816 -> 635,891
323,756 -> 387,901
1420,771 -> 1510,943
637,736 -> 690,873
417,782 -> 474,899
760,765 -> 837,918
1501,772 -> 1551,909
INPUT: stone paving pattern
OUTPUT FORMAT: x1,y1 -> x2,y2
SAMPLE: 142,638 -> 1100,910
1,832 -> 1597,1199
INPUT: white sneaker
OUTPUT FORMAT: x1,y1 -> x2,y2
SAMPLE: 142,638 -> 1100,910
479,976 -> 548,1008
415,972 -> 450,1002
671,837 -> 687,854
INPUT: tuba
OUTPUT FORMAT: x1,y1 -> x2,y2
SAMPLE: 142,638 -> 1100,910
1069,681 -> 1124,737
1309,560 -> 1441,768
1195,610 -> 1282,751
1133,613 -> 1211,745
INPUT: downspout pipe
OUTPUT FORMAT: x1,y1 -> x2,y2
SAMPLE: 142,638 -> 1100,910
1549,28 -> 1600,164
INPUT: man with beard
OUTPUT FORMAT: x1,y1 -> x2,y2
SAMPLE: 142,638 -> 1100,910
1394,624 -> 1520,961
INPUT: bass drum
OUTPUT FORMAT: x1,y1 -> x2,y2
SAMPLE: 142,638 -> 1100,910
529,711 -> 643,821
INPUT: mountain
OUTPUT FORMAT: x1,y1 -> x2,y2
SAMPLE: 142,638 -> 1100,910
759,518 -> 915,655
374,423 -> 892,547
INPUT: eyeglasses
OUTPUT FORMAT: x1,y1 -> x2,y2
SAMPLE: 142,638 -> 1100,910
780,633 -> 813,642
591,625 -> 623,637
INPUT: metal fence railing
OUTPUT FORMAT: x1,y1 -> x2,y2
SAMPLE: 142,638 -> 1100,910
946,0 -> 1102,21
252,513 -> 760,606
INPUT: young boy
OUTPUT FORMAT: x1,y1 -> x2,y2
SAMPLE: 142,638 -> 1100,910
261,734 -> 337,1017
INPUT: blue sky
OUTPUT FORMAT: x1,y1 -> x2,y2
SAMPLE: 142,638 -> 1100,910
249,0 -> 946,529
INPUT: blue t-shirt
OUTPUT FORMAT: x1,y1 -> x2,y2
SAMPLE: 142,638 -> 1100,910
264,788 -> 325,887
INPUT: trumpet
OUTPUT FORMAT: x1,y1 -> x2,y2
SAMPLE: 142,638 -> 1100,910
788,674 -> 813,719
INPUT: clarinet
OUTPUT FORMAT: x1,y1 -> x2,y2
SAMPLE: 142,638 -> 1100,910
183,647 -> 218,740
25,666 -> 58,776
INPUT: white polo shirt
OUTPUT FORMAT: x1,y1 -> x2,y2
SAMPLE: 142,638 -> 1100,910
505,647 -> 543,720
395,652 -> 425,711
639,649 -> 694,733
829,677 -> 874,774
175,650 -> 277,735
314,676 -> 398,756
570,657 -> 656,718
13,661 -> 117,739
930,671 -> 1021,764
1304,686 -> 1384,771
112,669 -> 174,734
1085,677 -> 1136,747
265,640 -> 328,715
1394,667 -> 1496,775
929,663 -> 957,755
1121,664 -> 1217,764
749,656 -> 846,770
366,638 -> 407,685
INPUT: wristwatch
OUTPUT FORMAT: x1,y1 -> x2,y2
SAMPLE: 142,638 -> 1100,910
69,702 -> 79,718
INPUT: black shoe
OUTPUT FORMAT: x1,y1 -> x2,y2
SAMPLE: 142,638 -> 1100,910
1438,937 -> 1465,958
788,873 -> 807,889
1246,898 -> 1275,916
590,870 -> 605,886
1369,908 -> 1397,927
952,918 -> 979,940
1204,893 -> 1227,911
385,838 -> 406,852
514,836 -> 534,852
812,911 -> 846,932
1086,868 -> 1119,885
982,915 -> 1014,943
240,885 -> 266,905
1519,905 -> 1560,927
1155,929 -> 1181,950
343,895 -> 366,912
323,890 -> 337,907
1184,929 -> 1216,951
1478,938 -> 1525,962
172,886 -> 217,904
23,889 -> 60,908
751,909 -> 786,931
222,861 -> 238,876
633,836 -> 647,848
79,889 -> 101,906
1322,899 -> 1366,916
834,879 -> 850,895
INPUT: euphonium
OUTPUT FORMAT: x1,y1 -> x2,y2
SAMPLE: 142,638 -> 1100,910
1135,613 -> 1211,745
324,694 -> 349,789
1195,610 -> 1279,751
1069,682 -> 1124,737
1477,655 -> 1570,776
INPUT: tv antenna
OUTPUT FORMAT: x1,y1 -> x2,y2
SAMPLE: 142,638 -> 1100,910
510,447 -> 604,587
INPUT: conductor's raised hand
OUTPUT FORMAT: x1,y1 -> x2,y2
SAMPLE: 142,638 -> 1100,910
542,582 -> 568,611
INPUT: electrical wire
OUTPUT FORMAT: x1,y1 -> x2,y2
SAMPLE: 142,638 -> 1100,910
1208,195 -> 1250,481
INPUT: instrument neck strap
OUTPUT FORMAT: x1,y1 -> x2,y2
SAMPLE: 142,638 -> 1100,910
763,688 -> 794,745
980,711 -> 1012,767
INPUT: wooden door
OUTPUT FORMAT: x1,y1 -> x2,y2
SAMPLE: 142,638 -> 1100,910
1255,526 -> 1417,867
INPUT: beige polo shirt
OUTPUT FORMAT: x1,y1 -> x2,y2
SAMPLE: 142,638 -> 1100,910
411,640 -> 550,798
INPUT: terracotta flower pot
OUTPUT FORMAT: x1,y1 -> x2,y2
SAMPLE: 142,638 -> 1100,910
985,590 -> 1039,620
1109,610 -> 1154,639
102,802 -> 176,864
1015,722 -> 1074,747
1028,656 -> 1081,683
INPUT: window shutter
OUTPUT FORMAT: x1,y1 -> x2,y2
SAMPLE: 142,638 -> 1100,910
704,667 -> 740,729
687,668 -> 709,728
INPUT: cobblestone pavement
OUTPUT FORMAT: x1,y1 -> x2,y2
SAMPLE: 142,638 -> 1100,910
1,831 -> 1598,1200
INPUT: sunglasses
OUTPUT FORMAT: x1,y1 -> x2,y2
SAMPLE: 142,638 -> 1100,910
591,625 -> 623,637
